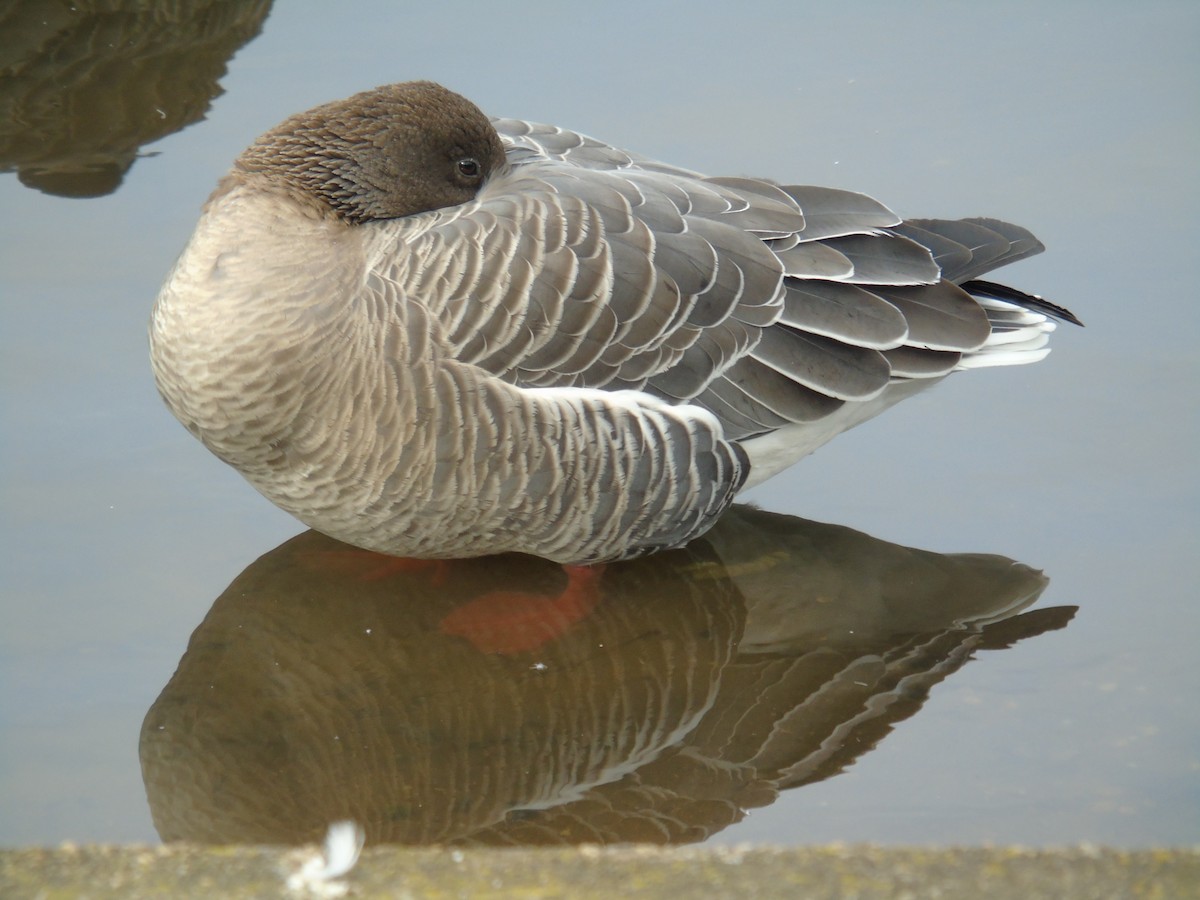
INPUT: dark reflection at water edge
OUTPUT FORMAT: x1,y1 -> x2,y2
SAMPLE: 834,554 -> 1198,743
140,505 -> 1074,847
0,0 -> 273,197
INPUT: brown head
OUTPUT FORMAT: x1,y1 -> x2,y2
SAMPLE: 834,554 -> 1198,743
232,81 -> 507,223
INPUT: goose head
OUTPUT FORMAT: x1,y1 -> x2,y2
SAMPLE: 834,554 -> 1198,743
228,80 -> 507,223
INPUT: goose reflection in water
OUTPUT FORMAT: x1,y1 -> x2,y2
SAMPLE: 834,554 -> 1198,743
0,0 -> 272,197
140,506 -> 1074,846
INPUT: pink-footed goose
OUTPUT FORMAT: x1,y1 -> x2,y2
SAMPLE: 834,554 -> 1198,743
150,81 -> 1080,564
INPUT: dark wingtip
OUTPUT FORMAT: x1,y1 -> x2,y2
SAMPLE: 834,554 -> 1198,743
962,279 -> 1085,327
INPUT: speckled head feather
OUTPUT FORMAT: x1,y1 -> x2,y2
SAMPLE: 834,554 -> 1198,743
232,81 -> 507,223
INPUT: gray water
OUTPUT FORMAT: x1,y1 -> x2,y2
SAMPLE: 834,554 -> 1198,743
2,0 -> 1197,848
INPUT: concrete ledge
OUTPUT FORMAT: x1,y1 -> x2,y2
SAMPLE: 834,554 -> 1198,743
2,844 -> 1196,899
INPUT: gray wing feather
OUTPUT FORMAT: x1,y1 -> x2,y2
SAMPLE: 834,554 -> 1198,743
870,282 -> 992,351
881,346 -> 963,378
701,176 -> 809,235
773,241 -> 855,279
898,217 -> 1045,284
781,185 -> 902,239
696,381 -> 791,437
650,228 -> 721,300
722,357 -> 845,424
751,327 -> 891,401
699,365 -> 846,441
649,319 -> 759,400
683,216 -> 788,325
963,217 -> 1044,266
821,233 -> 941,285
779,281 -> 909,349
888,222 -> 975,276
895,219 -> 1008,281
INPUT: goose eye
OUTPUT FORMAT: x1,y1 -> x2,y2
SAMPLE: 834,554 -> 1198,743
456,158 -> 481,180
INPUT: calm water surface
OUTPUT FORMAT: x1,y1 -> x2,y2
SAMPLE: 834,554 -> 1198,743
2,1 -> 1197,847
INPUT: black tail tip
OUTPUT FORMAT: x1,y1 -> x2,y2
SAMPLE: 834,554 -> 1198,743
963,279 -> 1085,327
